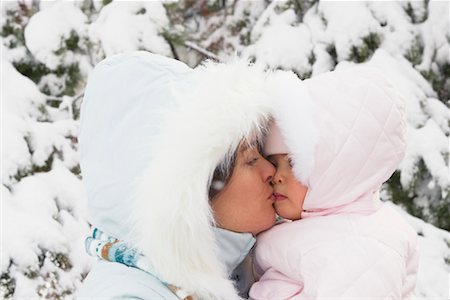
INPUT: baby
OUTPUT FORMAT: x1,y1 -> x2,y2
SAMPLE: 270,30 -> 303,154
250,66 -> 419,299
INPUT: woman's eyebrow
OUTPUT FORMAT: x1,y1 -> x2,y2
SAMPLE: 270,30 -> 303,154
241,142 -> 260,155
239,140 -> 254,152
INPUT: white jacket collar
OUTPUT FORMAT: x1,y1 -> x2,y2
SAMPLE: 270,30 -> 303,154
214,227 -> 255,276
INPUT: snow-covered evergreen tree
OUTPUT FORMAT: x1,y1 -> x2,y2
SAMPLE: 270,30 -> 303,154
1,0 -> 448,298
1,1 -> 93,298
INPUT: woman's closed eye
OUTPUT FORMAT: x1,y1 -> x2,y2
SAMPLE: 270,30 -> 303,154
246,157 -> 259,166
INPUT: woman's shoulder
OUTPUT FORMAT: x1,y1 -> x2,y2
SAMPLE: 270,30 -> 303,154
76,260 -> 178,300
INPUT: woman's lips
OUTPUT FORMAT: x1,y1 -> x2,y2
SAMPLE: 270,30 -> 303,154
268,193 -> 276,202
273,192 -> 287,201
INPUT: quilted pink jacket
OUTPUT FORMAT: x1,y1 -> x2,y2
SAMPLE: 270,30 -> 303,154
250,66 -> 419,299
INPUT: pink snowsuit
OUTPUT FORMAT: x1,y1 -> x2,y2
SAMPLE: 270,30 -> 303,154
250,66 -> 419,299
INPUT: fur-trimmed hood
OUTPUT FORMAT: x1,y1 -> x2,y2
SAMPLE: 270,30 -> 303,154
270,63 -> 407,218
79,51 -> 302,299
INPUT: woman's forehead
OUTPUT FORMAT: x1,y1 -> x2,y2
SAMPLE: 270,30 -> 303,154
239,138 -> 262,154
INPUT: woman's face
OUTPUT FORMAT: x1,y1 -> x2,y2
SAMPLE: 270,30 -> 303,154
211,143 -> 277,235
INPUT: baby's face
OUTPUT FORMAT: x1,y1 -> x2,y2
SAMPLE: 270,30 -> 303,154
268,154 -> 308,220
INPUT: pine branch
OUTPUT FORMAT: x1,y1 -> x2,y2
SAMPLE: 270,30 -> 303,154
184,41 -> 222,62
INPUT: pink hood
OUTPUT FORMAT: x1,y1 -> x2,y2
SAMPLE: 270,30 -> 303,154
271,65 -> 407,218
251,65 -> 418,300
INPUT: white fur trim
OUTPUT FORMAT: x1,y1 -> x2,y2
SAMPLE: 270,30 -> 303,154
269,74 -> 319,185
131,60 -> 283,300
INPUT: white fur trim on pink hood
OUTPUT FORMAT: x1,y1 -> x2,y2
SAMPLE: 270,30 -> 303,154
266,76 -> 320,186
267,65 -> 407,218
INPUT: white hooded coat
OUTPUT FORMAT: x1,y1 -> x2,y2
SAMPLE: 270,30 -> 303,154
76,51 -> 304,299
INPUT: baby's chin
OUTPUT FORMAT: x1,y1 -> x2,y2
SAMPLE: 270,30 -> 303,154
274,202 -> 301,221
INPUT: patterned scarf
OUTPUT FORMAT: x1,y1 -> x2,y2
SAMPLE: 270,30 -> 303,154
85,227 -> 192,300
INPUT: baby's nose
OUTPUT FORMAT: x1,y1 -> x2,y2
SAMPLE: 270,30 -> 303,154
271,173 -> 283,185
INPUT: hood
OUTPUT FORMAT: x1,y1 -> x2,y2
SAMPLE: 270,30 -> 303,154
79,51 -> 301,299
272,65 -> 406,218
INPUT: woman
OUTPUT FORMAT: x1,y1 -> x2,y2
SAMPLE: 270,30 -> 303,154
76,52 -> 302,299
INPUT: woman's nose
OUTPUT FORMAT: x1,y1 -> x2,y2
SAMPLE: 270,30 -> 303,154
262,157 -> 276,183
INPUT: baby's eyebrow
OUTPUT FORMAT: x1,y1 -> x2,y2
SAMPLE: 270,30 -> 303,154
267,156 -> 276,164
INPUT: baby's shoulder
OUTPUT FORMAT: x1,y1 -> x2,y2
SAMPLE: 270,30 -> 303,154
257,216 -> 352,250
354,204 -> 418,254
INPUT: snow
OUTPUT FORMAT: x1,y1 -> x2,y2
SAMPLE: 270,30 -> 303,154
24,1 -> 88,70
37,73 -> 65,96
2,55 -> 45,187
418,0 -> 450,71
243,1 -> 317,76
28,120 -> 79,169
318,1 -> 382,61
390,203 -> 450,299
242,0 -> 449,201
245,20 -> 313,76
250,0 -> 284,41
1,113 -> 31,183
2,28 -> 93,299
303,9 -> 334,75
2,0 -> 449,298
362,50 -> 448,198
2,164 -> 93,298
425,97 -> 450,135
89,1 -> 171,58
404,120 -> 449,192
199,0 -> 266,61
368,2 -> 418,57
